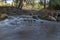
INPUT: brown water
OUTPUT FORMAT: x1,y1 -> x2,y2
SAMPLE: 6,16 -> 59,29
0,15 -> 60,40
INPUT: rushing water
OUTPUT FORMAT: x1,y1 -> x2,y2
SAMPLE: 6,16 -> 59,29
0,15 -> 60,40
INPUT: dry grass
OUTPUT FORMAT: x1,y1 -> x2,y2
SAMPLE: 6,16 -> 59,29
22,3 -> 44,10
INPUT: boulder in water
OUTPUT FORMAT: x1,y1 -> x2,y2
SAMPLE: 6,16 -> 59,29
0,13 -> 8,20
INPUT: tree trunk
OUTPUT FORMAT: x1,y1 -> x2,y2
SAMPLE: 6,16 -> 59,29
18,0 -> 23,10
44,0 -> 46,9
5,0 -> 6,3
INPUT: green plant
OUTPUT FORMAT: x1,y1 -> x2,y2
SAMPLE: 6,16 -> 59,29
49,0 -> 60,10
37,2 -> 43,9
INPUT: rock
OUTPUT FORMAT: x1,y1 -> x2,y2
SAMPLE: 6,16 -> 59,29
0,13 -> 8,20
32,16 -> 37,19
56,11 -> 60,21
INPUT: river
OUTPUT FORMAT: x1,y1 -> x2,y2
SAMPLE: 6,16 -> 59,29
0,15 -> 60,40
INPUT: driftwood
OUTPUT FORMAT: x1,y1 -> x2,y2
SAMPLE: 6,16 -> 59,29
48,16 -> 56,21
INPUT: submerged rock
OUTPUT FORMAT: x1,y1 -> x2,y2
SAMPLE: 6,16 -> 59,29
32,15 -> 38,19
